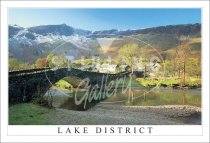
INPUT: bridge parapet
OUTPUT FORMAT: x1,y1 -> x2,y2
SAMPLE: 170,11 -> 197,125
9,67 -> 51,76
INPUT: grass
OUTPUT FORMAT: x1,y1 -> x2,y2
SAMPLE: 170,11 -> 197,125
112,77 -> 142,88
9,102 -> 97,125
136,77 -> 201,88
9,103 -> 55,125
189,37 -> 201,44
185,78 -> 201,87
55,79 -> 73,89
136,78 -> 160,87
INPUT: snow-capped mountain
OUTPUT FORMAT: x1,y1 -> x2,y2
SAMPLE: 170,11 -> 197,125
9,23 -> 201,63
9,24 -> 97,63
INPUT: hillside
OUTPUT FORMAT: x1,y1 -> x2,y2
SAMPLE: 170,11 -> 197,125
9,23 -> 201,64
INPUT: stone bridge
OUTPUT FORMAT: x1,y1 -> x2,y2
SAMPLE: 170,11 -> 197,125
9,68 -> 132,103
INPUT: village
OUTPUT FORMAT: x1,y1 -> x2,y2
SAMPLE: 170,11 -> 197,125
71,57 -> 150,75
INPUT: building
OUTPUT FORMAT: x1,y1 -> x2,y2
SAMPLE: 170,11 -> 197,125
97,63 -> 117,73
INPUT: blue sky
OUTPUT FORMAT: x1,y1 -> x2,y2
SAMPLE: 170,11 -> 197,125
9,8 -> 201,31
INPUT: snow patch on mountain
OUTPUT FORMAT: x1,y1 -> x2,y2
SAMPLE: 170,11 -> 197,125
9,25 -> 91,50
9,25 -> 94,63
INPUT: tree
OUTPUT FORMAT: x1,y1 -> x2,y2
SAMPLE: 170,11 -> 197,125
9,58 -> 29,71
118,43 -> 140,73
164,60 -> 174,77
138,46 -> 150,78
118,43 -> 152,79
35,58 -> 48,68
47,53 -> 68,68
186,57 -> 201,77
175,42 -> 191,85
50,55 -> 68,68
47,53 -> 55,68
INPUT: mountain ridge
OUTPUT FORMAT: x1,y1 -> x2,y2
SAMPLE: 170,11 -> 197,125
9,23 -> 201,38
9,23 -> 201,63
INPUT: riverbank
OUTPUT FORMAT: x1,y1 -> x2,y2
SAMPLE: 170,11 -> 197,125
136,77 -> 201,89
48,103 -> 201,125
9,103 -> 201,125
55,76 -> 202,91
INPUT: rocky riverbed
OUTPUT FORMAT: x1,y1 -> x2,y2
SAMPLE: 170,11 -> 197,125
47,104 -> 201,125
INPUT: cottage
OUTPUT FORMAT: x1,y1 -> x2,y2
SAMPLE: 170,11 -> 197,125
98,63 -> 117,73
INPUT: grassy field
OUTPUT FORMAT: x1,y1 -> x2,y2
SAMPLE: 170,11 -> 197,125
9,103 -> 55,125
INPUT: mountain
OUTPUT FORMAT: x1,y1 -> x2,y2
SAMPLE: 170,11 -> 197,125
28,24 -> 74,36
9,24 -> 92,37
9,25 -> 24,38
9,23 -> 201,63
89,23 -> 201,37
9,24 -> 97,63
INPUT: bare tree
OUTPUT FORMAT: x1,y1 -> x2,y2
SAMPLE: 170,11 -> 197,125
175,41 -> 191,86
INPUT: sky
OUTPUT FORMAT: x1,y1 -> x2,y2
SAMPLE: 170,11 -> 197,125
9,8 -> 201,31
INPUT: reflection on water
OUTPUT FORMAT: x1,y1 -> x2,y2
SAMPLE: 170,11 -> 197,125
45,87 -> 201,124
45,87 -> 201,109
104,88 -> 201,107
45,88 -> 102,111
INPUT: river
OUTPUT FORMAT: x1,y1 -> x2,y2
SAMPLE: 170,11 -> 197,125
45,87 -> 201,125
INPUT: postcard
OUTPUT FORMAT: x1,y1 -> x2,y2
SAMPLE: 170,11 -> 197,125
0,0 -> 209,142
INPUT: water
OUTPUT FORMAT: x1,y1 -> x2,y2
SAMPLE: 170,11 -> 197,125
45,87 -> 201,124
104,88 -> 201,107
45,87 -> 201,108
103,87 -> 201,125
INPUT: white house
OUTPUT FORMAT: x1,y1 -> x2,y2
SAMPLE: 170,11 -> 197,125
98,63 -> 117,73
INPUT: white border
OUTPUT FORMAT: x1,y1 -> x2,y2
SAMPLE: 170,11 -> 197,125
1,1 -> 209,142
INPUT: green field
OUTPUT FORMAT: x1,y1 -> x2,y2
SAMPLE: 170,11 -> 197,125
9,103 -> 55,125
